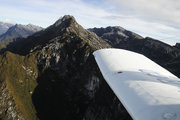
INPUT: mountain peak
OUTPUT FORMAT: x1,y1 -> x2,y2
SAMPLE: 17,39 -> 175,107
53,15 -> 76,27
1,19 -> 16,25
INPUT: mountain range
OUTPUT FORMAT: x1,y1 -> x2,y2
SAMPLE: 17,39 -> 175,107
0,23 -> 43,42
89,26 -> 180,77
0,23 -> 43,51
0,15 -> 179,120
0,19 -> 16,35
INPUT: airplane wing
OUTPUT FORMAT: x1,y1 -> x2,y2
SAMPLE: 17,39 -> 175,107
93,48 -> 180,120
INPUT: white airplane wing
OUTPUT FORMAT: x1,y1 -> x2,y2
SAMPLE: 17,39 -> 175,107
93,48 -> 180,120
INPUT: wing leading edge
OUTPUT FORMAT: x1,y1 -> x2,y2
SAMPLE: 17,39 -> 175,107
93,48 -> 180,120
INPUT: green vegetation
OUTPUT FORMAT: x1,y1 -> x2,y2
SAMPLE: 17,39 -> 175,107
0,41 -> 10,51
0,52 -> 39,120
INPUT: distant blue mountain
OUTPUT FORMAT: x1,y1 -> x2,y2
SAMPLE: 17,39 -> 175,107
0,19 -> 16,35
0,23 -> 43,42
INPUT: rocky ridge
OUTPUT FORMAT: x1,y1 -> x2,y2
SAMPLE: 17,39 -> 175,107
175,43 -> 180,49
88,26 -> 143,46
0,15 -> 133,120
0,24 -> 43,42
89,27 -> 180,77
0,23 -> 43,52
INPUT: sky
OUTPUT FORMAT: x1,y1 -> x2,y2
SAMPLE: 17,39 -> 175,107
0,0 -> 180,45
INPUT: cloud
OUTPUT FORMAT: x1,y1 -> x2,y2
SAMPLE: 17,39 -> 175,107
108,0 -> 180,27
100,15 -> 180,37
0,0 -> 111,27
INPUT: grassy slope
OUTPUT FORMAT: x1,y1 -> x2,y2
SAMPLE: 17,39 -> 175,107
0,51 -> 39,120
0,41 -> 9,50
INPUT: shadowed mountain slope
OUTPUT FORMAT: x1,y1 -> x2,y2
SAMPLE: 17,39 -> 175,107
0,15 -> 133,120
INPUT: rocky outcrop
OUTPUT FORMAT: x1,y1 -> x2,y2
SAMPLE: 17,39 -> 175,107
0,82 -> 25,120
83,81 -> 132,120
175,43 -> 180,49
30,15 -> 122,120
88,26 -> 143,46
